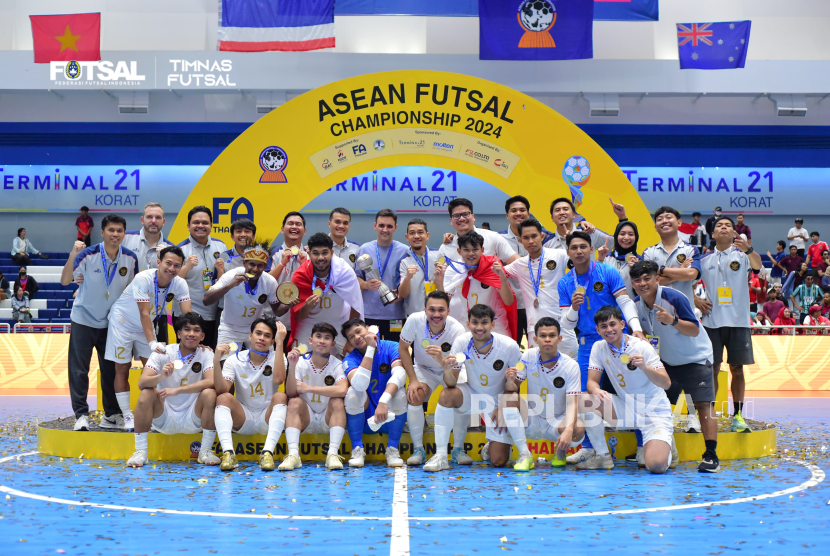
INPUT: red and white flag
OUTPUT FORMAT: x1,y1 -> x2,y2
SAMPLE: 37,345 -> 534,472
218,0 -> 334,52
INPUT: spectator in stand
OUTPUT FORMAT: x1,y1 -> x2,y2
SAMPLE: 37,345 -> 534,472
762,287 -> 785,324
748,271 -> 766,313
791,273 -> 822,323
774,307 -> 796,335
788,218 -> 809,258
688,212 -> 707,252
752,311 -> 771,331
805,232 -> 829,271
817,250 -> 830,290
804,305 -> 830,330
15,266 -> 39,299
734,214 -> 751,246
779,244 -> 804,277
11,228 -> 48,266
767,241 -> 787,285
704,206 -> 721,250
0,270 -> 8,301
794,262 -> 809,289
821,291 -> 830,318
11,285 -> 31,324
76,206 -> 94,247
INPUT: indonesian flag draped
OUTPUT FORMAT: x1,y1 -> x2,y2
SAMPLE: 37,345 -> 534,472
443,255 -> 519,341
677,221 -> 700,243
288,256 -> 363,346
218,0 -> 335,52
30,13 -> 101,63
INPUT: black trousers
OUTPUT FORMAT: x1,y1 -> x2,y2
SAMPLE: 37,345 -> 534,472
516,308 -> 528,346
68,320 -> 120,418
11,253 -> 30,266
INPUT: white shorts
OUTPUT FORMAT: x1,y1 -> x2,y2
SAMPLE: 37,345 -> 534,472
456,383 -> 512,445
303,408 -> 330,435
235,405 -> 270,435
151,402 -> 202,435
216,329 -> 249,361
524,413 -> 566,441
610,394 -> 673,446
105,324 -> 150,363
414,364 -> 444,392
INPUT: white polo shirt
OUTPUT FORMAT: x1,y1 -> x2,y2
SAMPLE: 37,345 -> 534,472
108,269 -> 190,335
395,248 -> 438,317
635,286 -> 713,367
399,312 -> 466,374
71,244 -> 139,329
699,246 -> 751,329
788,227 -> 809,250
438,227 -> 516,265
212,267 -> 278,336
332,235 -> 360,269
543,223 -> 611,251
642,240 -> 701,306
122,229 -> 169,272
176,235 -> 228,321
604,255 -> 636,299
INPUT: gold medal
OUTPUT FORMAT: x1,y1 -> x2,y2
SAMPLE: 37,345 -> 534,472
228,342 -> 239,352
516,361 -> 525,371
173,360 -> 183,370
620,354 -> 630,364
575,286 -> 586,295
421,339 -> 431,348
313,287 -> 323,297
455,353 -> 467,364
298,344 -> 308,355
438,256 -> 446,265
626,253 -> 637,263
290,246 -> 300,256
277,282 -> 299,304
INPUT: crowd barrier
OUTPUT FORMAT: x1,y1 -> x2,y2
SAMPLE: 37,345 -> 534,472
751,324 -> 830,335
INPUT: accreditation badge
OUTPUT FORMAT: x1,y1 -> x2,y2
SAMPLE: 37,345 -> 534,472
717,286 -> 732,306
424,281 -> 437,295
646,335 -> 660,356
390,319 -> 404,332
202,268 -> 214,289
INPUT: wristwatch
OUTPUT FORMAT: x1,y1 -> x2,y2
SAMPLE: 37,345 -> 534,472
658,265 -> 666,276
745,246 -> 755,255
671,314 -> 679,327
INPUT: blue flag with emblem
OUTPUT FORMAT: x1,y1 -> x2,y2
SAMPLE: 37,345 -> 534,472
677,21 -> 751,70
479,0 -> 593,61
594,0 -> 657,21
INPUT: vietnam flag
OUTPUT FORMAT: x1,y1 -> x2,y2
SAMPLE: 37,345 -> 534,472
30,13 -> 101,64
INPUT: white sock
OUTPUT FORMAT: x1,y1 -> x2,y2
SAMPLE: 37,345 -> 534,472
116,392 -> 132,416
407,404 -> 425,448
433,404 -> 454,458
201,430 -> 216,451
135,432 -> 148,452
214,405 -> 234,453
264,404 -> 287,453
452,410 -> 469,450
286,427 -> 301,457
502,407 -> 529,455
583,416 -> 609,456
328,426 -> 345,455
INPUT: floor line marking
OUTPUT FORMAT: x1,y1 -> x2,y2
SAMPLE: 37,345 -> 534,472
390,467 -> 410,556
0,453 -> 822,522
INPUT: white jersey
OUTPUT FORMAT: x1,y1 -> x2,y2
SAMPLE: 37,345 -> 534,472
517,349 -> 581,418
504,248 -> 570,336
144,344 -> 214,411
212,268 -> 278,335
450,332 -> 522,399
109,270 -> 190,333
543,223 -> 610,251
221,350 -> 284,411
294,355 -> 346,414
292,273 -> 351,347
588,336 -> 668,403
271,242 -> 305,329
399,312 -> 466,373
466,279 -> 510,337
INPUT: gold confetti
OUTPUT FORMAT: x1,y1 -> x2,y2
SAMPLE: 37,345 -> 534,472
4,495 -> 9,499
422,494 -> 427,498
251,509 -> 256,513
500,536 -> 508,543
292,499 -> 296,502
197,479 -> 208,483
527,485 -> 532,490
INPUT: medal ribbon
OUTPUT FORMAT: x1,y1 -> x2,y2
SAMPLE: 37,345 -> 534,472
572,261 -> 595,298
528,253 -> 544,297
177,346 -> 196,365
411,249 -> 429,277
424,320 -> 445,343
312,271 -> 332,295
608,334 -> 629,359
244,272 -> 259,296
375,241 -> 395,279
154,272 -> 171,322
100,242 -> 122,291
539,353 -> 560,367
466,335 -> 493,361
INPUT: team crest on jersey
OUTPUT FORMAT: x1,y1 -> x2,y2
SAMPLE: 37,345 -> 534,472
379,363 -> 391,374
441,342 -> 452,352
546,260 -> 556,271
166,293 -> 174,302
214,252 -> 220,259
593,282 -> 604,293
553,376 -> 565,388
191,362 -> 202,373
493,359 -> 504,370
567,260 -> 574,269
349,253 -> 356,262
263,365 -> 273,377
324,375 -> 335,386
730,261 -> 740,271
258,294 -> 267,304
119,266 -> 128,276
627,362 -> 637,371
676,253 -> 687,264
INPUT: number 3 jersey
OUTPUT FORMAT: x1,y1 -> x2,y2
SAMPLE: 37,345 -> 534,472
222,350 -> 286,412
588,336 -> 668,403
449,332 -> 522,398
212,267 -> 279,336
517,348 -> 581,418
144,344 -> 214,412
294,355 -> 346,414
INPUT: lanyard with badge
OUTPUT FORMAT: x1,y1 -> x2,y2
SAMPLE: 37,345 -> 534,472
100,242 -> 122,300
713,249 -> 733,306
412,248 -> 436,297
643,309 -> 662,356
154,272 -> 171,331
198,243 -> 214,290
375,241 -> 394,280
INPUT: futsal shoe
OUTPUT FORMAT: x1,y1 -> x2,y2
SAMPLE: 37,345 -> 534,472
220,451 -> 238,471
513,452 -> 535,471
73,415 -> 90,431
127,450 -> 148,467
348,446 -> 366,468
670,438 -> 679,469
123,413 -> 136,432
423,454 -> 450,472
99,414 -> 124,429
575,452 -> 614,470
480,441 -> 491,462
450,447 -> 473,465
551,452 -> 568,467
259,451 -> 276,471
566,447 -> 592,464
731,413 -> 752,433
198,448 -> 220,466
698,450 -> 720,473
386,447 -> 404,467
407,446 -> 427,466
278,454 -> 302,471
326,453 -> 344,470
685,413 -> 702,433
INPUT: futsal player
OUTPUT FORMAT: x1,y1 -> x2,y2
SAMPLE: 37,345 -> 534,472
543,197 -> 626,250
511,317 -> 607,468
327,208 -> 360,269
396,218 -> 436,317
398,291 -> 470,466
503,218 -> 576,355
213,319 -> 289,471
642,206 -> 701,307
583,306 -> 674,473
696,216 -> 762,432
438,231 -> 518,339
341,319 -> 408,468
126,312 -> 219,467
278,323 -> 348,471
105,246 -> 192,431
423,304 -> 524,471
61,215 -> 138,431
558,231 -> 645,464
630,260 -> 720,472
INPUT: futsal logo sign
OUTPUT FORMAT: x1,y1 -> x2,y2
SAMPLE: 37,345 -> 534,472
49,60 -> 146,86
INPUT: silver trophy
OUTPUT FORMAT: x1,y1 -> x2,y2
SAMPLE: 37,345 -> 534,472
356,253 -> 398,306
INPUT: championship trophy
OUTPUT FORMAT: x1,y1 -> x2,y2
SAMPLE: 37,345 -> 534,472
356,253 -> 398,306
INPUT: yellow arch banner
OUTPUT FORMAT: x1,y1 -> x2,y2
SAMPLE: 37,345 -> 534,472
169,70 -> 658,246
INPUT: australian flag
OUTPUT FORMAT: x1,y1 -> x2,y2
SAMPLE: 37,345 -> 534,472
677,21 -> 751,69
479,0 -> 593,60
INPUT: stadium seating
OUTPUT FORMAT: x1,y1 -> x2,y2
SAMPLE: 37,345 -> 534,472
0,253 -> 79,331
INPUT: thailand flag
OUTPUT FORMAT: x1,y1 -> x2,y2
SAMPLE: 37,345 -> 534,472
218,0 -> 335,52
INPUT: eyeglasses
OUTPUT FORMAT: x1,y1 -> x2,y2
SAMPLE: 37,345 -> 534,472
451,211 -> 472,220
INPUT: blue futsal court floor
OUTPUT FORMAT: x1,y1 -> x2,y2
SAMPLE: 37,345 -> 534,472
0,396 -> 826,555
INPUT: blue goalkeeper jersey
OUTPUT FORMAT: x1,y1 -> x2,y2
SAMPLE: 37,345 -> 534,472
342,339 -> 401,410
